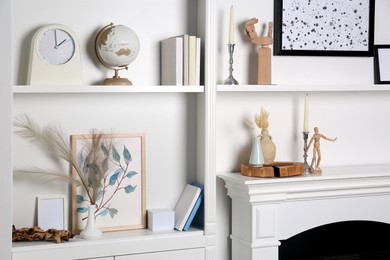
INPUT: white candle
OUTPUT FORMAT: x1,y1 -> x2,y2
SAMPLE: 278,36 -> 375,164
229,6 -> 234,44
303,94 -> 309,132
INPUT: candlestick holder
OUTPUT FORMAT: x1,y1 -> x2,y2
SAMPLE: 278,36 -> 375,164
302,131 -> 310,173
224,44 -> 239,85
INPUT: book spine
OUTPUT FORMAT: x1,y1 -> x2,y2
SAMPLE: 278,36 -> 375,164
188,35 -> 197,85
161,37 -> 183,85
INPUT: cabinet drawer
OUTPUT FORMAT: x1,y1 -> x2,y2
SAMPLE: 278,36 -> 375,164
116,248 -> 204,260
79,257 -> 114,260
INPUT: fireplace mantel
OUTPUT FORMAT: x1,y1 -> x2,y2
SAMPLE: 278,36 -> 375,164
218,164 -> 390,260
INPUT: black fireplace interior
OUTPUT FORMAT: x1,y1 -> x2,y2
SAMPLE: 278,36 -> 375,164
279,220 -> 390,260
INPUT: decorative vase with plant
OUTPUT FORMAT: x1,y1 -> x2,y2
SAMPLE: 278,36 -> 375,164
245,118 -> 264,167
13,114 -> 138,239
254,107 -> 276,164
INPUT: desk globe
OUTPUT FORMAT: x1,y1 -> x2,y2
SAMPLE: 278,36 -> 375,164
95,23 -> 140,85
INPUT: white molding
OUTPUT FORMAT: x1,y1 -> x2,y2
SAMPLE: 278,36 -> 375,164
0,0 -> 12,258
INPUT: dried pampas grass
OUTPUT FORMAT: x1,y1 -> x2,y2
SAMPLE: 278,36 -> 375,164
13,114 -> 109,205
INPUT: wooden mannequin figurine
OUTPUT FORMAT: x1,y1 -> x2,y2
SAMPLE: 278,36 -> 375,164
245,18 -> 273,85
306,127 -> 337,174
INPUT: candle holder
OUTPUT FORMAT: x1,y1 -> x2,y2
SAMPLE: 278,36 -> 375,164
224,44 -> 239,85
302,131 -> 310,173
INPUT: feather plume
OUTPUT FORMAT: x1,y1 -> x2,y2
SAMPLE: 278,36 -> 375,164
14,166 -> 82,186
13,114 -> 110,205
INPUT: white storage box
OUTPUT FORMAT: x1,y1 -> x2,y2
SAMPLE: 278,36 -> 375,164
147,208 -> 174,231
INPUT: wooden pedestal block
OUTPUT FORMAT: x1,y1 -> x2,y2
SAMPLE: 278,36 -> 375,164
258,47 -> 271,85
241,162 -> 304,178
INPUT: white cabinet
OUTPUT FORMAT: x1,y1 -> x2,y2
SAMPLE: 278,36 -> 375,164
116,248 -> 204,260
12,229 -> 205,260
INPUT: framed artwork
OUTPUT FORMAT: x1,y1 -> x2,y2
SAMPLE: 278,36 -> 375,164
274,0 -> 375,56
37,195 -> 67,230
71,133 -> 146,234
374,45 -> 390,84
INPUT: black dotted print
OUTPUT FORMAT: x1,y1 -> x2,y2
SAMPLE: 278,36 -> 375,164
281,0 -> 370,51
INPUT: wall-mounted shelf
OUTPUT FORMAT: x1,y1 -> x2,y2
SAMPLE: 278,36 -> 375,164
217,84 -> 390,92
13,85 -> 204,94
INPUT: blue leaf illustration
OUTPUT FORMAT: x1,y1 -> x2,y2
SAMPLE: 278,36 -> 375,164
112,146 -> 121,163
76,195 -> 84,204
124,185 -> 137,193
77,149 -> 84,167
101,143 -> 109,156
109,169 -> 122,186
126,171 -> 138,179
98,208 -> 109,217
123,145 -> 132,164
96,190 -> 104,201
77,207 -> 88,213
109,208 -> 118,218
102,158 -> 108,173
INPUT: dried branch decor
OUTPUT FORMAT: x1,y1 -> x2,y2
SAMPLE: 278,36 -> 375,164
14,115 -> 146,234
13,114 -> 108,205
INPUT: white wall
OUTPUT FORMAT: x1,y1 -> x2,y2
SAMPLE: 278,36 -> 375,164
216,1 -> 390,260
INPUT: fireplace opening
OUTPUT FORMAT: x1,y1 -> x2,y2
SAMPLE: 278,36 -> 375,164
279,221 -> 390,260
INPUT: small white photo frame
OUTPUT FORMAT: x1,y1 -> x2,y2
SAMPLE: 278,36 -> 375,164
374,45 -> 390,84
37,195 -> 67,230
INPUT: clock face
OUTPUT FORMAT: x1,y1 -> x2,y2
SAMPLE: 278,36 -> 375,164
37,28 -> 76,65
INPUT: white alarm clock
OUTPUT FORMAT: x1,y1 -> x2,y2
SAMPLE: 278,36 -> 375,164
27,24 -> 83,85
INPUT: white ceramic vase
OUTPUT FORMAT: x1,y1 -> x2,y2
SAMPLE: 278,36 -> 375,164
80,204 -> 102,239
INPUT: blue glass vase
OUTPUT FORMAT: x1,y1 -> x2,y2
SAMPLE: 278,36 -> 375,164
249,137 -> 264,167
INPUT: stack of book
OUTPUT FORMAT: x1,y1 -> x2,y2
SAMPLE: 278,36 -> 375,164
174,182 -> 204,231
161,35 -> 201,86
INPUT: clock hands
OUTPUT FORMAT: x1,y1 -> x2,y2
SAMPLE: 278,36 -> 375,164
53,30 -> 70,49
54,29 -> 58,48
57,38 -> 70,48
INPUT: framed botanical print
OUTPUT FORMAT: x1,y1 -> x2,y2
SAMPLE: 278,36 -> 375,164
71,132 -> 146,234
274,0 -> 375,56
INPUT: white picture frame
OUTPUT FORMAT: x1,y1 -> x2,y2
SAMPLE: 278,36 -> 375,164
37,194 -> 67,230
374,45 -> 390,84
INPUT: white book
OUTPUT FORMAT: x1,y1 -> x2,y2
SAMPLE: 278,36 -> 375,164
161,37 -> 183,85
174,184 -> 201,231
188,35 -> 197,85
195,37 -> 201,86
183,34 -> 189,85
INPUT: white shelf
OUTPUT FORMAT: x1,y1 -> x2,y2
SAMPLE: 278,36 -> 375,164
218,164 -> 390,185
217,84 -> 390,92
12,228 -> 205,258
13,85 -> 204,94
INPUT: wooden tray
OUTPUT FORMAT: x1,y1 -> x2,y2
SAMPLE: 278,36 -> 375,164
241,162 -> 304,178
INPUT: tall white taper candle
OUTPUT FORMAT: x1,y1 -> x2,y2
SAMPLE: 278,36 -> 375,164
303,94 -> 309,132
229,6 -> 234,44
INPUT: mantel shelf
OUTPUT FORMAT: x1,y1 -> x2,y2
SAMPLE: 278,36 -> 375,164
218,164 -> 390,187
217,84 -> 390,92
13,85 -> 204,94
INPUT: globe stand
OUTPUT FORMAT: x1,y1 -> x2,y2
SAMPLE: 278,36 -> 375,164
102,69 -> 132,86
